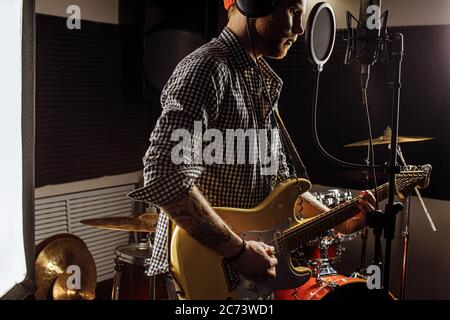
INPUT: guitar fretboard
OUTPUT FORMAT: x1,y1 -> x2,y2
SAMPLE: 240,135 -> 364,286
277,173 -> 424,253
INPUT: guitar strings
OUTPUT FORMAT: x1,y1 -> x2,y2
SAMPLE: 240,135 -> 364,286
266,175 -> 421,251
275,176 -> 418,248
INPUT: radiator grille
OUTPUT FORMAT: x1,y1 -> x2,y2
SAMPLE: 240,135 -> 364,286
35,184 -> 135,282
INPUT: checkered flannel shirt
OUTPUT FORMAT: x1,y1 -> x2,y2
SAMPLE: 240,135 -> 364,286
127,27 -> 293,276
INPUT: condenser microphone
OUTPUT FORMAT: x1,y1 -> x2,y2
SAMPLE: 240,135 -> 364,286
357,0 -> 381,65
345,0 -> 388,89
358,0 -> 381,89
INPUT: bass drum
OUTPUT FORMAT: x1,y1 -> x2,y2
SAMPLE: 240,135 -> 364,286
274,275 -> 395,300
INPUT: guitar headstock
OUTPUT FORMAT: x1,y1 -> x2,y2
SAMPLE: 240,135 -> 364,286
396,164 -> 432,198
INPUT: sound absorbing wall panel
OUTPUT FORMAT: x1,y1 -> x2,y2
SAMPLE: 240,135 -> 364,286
36,14 -> 160,188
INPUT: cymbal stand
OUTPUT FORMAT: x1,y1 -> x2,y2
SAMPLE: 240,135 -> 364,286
396,144 -> 436,300
144,232 -> 156,300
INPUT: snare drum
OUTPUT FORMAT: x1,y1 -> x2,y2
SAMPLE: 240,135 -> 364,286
302,235 -> 342,263
112,243 -> 168,300
275,275 -> 395,300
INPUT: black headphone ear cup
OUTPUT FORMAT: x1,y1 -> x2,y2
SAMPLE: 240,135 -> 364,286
235,0 -> 276,18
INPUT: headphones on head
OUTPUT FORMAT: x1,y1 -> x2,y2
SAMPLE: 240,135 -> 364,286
235,0 -> 276,18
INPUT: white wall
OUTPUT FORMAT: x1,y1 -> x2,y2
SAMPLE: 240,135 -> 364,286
0,0 -> 27,298
35,0 -> 119,24
306,0 -> 450,28
382,0 -> 450,27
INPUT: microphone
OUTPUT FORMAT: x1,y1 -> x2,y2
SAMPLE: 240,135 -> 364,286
358,0 -> 380,88
345,0 -> 389,89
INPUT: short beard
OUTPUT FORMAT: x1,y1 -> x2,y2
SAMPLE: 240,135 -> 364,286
254,19 -> 290,59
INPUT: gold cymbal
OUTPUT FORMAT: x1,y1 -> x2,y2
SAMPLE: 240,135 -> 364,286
35,234 -> 96,300
80,212 -> 158,233
344,127 -> 434,147
52,273 -> 95,300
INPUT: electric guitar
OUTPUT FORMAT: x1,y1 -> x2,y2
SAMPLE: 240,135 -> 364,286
169,165 -> 432,300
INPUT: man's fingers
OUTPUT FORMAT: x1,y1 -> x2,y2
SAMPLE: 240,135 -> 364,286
266,266 -> 276,279
261,243 -> 276,254
358,199 -> 375,213
361,190 -> 376,206
268,255 -> 278,267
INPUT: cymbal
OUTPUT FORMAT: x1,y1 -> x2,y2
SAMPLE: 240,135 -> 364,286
52,273 -> 95,300
344,127 -> 434,147
35,234 -> 96,300
80,212 -> 158,233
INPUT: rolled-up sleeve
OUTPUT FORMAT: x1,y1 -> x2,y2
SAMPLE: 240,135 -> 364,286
127,54 -> 227,206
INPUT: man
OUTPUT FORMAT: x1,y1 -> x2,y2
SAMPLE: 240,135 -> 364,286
128,0 -> 375,295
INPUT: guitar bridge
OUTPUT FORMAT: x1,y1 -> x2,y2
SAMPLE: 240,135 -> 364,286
222,259 -> 241,291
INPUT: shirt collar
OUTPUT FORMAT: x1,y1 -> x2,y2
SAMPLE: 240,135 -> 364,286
219,27 -> 283,99
220,27 -> 256,71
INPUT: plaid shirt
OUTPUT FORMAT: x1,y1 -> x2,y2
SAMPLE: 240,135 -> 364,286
127,27 -> 292,276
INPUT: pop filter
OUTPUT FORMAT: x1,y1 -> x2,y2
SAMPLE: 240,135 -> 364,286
305,2 -> 336,71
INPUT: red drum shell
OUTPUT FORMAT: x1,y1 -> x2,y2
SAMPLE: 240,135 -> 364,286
274,275 -> 395,300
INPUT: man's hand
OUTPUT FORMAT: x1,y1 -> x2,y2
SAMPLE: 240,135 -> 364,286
161,186 -> 278,283
231,240 -> 278,283
357,190 -> 376,215
336,190 -> 376,234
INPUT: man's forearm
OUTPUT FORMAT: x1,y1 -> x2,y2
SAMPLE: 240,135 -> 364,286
160,185 -> 243,258
301,191 -> 329,213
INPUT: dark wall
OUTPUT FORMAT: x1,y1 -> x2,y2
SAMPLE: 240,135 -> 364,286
36,1 -> 221,188
35,14 -> 159,187
269,25 -> 450,201
36,8 -> 450,201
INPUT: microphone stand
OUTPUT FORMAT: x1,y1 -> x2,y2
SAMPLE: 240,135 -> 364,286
382,32 -> 405,293
396,144 -> 436,300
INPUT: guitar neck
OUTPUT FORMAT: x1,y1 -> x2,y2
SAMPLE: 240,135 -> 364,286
278,176 -> 413,253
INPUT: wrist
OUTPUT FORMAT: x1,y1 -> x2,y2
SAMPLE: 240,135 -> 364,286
224,237 -> 246,261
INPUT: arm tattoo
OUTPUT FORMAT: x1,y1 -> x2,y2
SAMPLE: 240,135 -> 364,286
162,186 -> 233,249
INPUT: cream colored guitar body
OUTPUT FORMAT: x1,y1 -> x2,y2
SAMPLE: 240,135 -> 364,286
169,178 -> 313,300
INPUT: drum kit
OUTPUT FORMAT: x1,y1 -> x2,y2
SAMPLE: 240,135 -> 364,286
80,211 -> 169,300
278,188 -> 382,300
275,129 -> 435,300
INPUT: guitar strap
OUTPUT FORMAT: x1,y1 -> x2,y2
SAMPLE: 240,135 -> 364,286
270,107 -> 310,181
